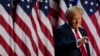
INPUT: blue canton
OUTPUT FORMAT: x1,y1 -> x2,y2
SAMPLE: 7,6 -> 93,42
39,0 -> 50,16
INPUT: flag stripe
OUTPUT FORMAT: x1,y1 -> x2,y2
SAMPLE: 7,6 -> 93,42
15,14 -> 37,56
0,45 -> 8,56
15,5 -> 38,56
36,0 -> 54,55
89,42 -> 97,56
38,10 -> 54,56
0,26 -> 25,56
32,7 -> 44,56
0,4 -> 13,28
0,26 -> 17,56
32,4 -> 55,55
0,16 -> 31,56
0,36 -> 16,56
90,15 -> 100,36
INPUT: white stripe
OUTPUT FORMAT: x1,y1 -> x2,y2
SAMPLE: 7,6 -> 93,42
39,10 -> 53,36
38,49 -> 44,56
95,11 -> 100,20
78,0 -> 100,52
59,0 -> 68,13
32,8 -> 44,56
98,16 -> 100,26
16,5 -> 38,56
58,0 -> 67,26
0,4 -> 25,56
0,5 -> 13,28
33,10 -> 54,56
0,25 -> 25,56
0,45 -> 8,56
49,0 -> 58,11
58,17 -> 65,26
95,11 -> 100,27
89,42 -> 97,56
14,24 -> 36,56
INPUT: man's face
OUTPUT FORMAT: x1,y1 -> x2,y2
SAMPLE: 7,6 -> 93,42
69,13 -> 82,29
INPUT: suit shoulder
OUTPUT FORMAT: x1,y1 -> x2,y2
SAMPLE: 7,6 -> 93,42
54,23 -> 69,33
57,23 -> 69,30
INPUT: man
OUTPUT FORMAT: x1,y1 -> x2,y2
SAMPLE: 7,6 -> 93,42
54,6 -> 90,56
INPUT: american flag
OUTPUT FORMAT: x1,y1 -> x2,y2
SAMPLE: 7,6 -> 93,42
14,0 -> 54,56
14,0 -> 38,56
0,0 -> 54,56
37,0 -> 54,56
0,0 -> 17,56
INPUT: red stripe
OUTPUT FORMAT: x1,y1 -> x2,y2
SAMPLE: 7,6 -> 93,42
90,14 -> 100,36
0,15 -> 31,56
52,0 -> 59,4
50,8 -> 58,19
0,36 -> 17,56
99,7 -> 100,14
58,7 -> 67,22
82,19 -> 100,56
38,36 -> 52,56
15,14 -> 38,55
50,8 -> 59,29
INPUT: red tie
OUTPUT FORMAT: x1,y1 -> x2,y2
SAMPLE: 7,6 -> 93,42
74,29 -> 88,56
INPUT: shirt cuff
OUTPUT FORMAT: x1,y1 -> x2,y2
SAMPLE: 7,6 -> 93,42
76,40 -> 80,48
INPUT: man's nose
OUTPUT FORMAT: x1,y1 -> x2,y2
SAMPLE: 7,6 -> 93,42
76,20 -> 79,24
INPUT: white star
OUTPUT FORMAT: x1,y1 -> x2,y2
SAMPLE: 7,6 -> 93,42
7,3 -> 10,7
45,6 -> 48,9
90,9 -> 93,12
90,2 -> 94,6
27,0 -> 30,2
84,1 -> 88,4
70,0 -> 73,1
69,4 -> 72,7
45,0 -> 48,3
96,3 -> 98,7
27,5 -> 30,8
21,0 -> 24,2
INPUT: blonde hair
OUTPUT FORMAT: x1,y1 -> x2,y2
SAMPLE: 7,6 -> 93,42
66,6 -> 83,19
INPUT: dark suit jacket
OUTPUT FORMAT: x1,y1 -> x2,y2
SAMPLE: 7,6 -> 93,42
54,23 -> 90,56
